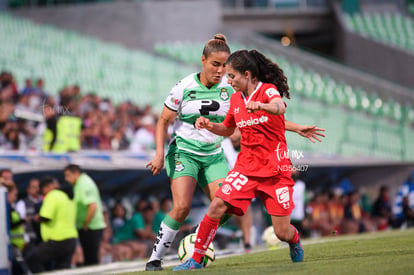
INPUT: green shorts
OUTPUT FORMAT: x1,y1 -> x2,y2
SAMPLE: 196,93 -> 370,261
165,143 -> 229,189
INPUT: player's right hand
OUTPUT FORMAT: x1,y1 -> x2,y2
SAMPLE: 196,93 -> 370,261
146,156 -> 164,175
195,117 -> 210,130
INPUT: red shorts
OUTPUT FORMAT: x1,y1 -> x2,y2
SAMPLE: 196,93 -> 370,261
216,170 -> 295,216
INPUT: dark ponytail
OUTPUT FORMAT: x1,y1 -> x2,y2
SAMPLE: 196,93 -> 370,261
226,49 -> 290,99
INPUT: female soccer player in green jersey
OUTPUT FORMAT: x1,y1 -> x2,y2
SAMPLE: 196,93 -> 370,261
145,34 -> 324,271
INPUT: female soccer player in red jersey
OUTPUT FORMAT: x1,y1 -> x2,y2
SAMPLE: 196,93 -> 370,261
173,49 -> 309,270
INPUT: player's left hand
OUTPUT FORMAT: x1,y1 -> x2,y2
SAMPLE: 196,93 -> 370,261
246,101 -> 262,113
297,125 -> 325,143
195,116 -> 211,129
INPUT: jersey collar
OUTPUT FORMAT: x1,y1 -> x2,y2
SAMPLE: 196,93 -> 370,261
242,82 -> 262,105
194,73 -> 220,90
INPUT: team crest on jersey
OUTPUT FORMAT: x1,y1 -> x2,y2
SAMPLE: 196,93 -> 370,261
221,184 -> 232,195
175,161 -> 185,172
220,88 -> 229,101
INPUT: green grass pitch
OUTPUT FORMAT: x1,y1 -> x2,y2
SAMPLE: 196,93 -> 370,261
121,228 -> 414,275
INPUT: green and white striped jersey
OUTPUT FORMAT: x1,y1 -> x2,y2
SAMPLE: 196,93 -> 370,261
164,73 -> 234,156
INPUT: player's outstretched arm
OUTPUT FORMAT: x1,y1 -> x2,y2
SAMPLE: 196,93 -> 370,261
285,120 -> 325,143
195,117 -> 235,137
246,98 -> 286,115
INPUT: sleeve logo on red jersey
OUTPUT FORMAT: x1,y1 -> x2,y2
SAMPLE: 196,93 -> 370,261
265,88 -> 280,98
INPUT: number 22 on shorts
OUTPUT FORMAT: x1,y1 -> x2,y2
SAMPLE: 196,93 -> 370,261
225,171 -> 248,191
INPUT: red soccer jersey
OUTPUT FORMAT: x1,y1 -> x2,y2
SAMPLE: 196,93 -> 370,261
223,82 -> 290,177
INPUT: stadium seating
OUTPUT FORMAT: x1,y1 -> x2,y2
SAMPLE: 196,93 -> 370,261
0,13 -> 196,111
344,12 -> 414,53
410,0 -> 414,16
153,41 -> 414,161
1,12 -> 413,161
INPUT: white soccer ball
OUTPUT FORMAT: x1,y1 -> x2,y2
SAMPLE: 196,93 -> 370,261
177,233 -> 215,267
262,226 -> 282,248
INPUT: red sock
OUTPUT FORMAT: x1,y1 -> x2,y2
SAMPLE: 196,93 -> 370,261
288,225 -> 300,245
193,215 -> 220,264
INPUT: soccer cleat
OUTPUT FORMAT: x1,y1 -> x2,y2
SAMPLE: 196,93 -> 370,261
172,258 -> 203,271
289,239 -> 304,262
244,243 -> 252,253
145,260 -> 163,271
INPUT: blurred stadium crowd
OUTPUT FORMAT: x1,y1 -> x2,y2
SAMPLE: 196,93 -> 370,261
2,166 -> 414,273
0,71 -> 157,153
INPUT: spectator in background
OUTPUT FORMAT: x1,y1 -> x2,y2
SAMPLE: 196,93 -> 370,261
342,190 -> 375,234
14,92 -> 39,140
114,100 -> 136,142
371,185 -> 394,230
15,92 -> 32,114
34,78 -> 47,97
6,182 -> 30,275
111,126 -> 129,150
140,205 -> 157,243
81,110 -> 100,149
20,78 -> 34,97
42,97 -> 58,151
130,115 -> 155,153
64,164 -> 106,266
26,176 -> 78,274
393,171 -> 414,228
402,196 -> 414,227
110,202 -> 134,262
15,178 -> 43,251
290,170 -> 309,238
114,200 -> 156,246
17,79 -> 43,114
42,96 -> 82,153
98,117 -> 113,150
0,115 -> 12,148
111,202 -> 128,234
99,98 -> 115,116
153,197 -> 172,234
111,201 -> 155,261
0,81 -> 15,106
0,71 -> 18,98
328,188 -> 344,235
0,168 -> 14,187
78,93 -> 96,117
17,118 -> 36,148
3,124 -> 26,150
308,190 -> 334,237
135,198 -> 150,213
0,71 -> 159,153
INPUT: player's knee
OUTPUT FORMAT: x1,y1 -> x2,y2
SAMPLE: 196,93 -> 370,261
172,204 -> 191,220
274,226 -> 290,241
208,198 -> 227,218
